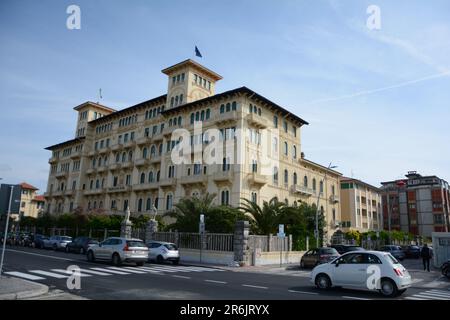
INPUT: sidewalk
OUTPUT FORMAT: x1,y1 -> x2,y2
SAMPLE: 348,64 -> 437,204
0,276 -> 49,300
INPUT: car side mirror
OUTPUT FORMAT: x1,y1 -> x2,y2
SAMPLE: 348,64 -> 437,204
335,261 -> 340,267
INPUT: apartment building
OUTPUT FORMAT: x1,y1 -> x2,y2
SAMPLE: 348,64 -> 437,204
339,177 -> 383,233
381,171 -> 450,238
17,182 -> 45,218
44,59 -> 342,239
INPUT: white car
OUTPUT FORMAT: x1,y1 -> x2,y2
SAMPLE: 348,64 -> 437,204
311,250 -> 412,297
43,235 -> 73,250
147,241 -> 180,265
87,237 -> 149,266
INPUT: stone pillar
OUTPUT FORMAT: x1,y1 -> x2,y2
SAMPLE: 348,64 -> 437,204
233,220 -> 250,266
289,234 -> 293,251
145,219 -> 158,242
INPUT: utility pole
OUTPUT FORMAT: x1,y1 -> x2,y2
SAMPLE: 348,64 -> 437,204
0,186 -> 14,277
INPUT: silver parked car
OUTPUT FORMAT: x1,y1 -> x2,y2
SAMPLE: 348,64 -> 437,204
147,241 -> 180,265
43,235 -> 73,250
379,245 -> 406,261
86,237 -> 149,266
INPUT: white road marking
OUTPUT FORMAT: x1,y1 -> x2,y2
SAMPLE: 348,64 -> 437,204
5,249 -> 75,262
90,267 -> 130,275
145,266 -> 190,272
106,267 -> 146,274
242,284 -> 268,289
172,275 -> 191,279
288,290 -> 318,295
133,266 -> 162,273
29,270 -> 69,279
404,297 -> 427,300
205,280 -> 227,284
51,269 -> 91,277
4,271 -> 45,281
77,268 -> 112,276
412,294 -> 448,300
342,296 -> 371,300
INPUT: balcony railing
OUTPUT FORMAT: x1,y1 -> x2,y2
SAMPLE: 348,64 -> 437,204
123,140 -> 136,149
55,171 -> 69,179
291,184 -> 314,196
135,158 -> 151,167
108,163 -> 121,171
180,174 -> 208,186
152,132 -> 164,142
111,143 -> 123,151
70,151 -> 82,159
107,186 -> 131,193
159,178 -> 176,188
246,113 -> 268,129
329,194 -> 340,203
215,111 -> 238,125
213,169 -> 234,183
149,155 -> 161,164
137,137 -> 150,146
248,172 -> 268,186
133,183 -> 159,191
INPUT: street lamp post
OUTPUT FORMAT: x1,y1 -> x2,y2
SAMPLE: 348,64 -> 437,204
0,185 -> 14,277
315,163 -> 337,248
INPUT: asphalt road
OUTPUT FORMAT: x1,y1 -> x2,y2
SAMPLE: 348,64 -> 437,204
1,246 -> 449,300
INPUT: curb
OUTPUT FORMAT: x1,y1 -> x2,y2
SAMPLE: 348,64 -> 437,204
0,279 -> 49,300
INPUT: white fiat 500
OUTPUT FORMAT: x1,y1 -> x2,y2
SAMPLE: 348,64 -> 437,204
311,250 -> 412,297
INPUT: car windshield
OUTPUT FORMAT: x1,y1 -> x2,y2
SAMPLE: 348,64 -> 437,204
60,236 -> 72,241
164,244 -> 178,251
126,240 -> 146,248
321,248 -> 338,254
387,253 -> 399,264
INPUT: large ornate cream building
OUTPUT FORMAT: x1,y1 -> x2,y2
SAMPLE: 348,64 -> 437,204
44,59 -> 342,239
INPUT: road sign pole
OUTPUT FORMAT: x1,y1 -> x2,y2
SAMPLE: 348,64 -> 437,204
0,186 -> 14,278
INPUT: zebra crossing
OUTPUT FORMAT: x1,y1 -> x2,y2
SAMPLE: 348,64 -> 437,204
4,264 -> 224,282
404,289 -> 450,300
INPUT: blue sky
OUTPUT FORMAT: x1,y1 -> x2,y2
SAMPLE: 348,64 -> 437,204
1,0 -> 449,192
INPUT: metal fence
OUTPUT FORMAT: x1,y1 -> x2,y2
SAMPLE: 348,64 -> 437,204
152,232 -> 234,252
248,235 -> 291,252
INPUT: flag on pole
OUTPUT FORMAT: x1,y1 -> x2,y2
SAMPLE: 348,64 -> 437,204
195,46 -> 202,58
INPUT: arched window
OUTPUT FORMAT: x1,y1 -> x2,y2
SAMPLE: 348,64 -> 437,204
166,194 -> 173,210
149,171 -> 154,183
121,152 -> 126,162
220,104 -> 225,114
95,179 -> 100,189
284,142 -> 288,156
226,103 -> 231,112
99,201 -> 103,209
156,170 -> 160,182
251,192 -> 257,203
272,137 -> 278,154
128,151 -> 133,162
158,144 -> 163,155
200,110 -> 205,121
195,111 -> 200,121
293,172 -> 297,185
146,198 -> 152,211
175,96 -> 179,106
101,178 -> 105,188
206,109 -> 210,119
98,157 -> 102,167
304,175 -> 308,187
116,153 -> 120,163
284,198 -> 288,205
320,180 -> 324,193
140,173 -> 145,184
249,104 -> 252,113
293,145 -> 297,159
320,206 -> 324,215
123,199 -> 129,211
150,145 -> 156,157
169,119 -> 173,127
273,166 -> 279,184
138,198 -> 143,212
231,101 -> 237,111
178,116 -> 182,126
190,113 -> 194,124
142,147 -> 148,159
253,105 -> 257,114
284,169 -> 288,185
93,201 -> 97,209
221,190 -> 230,205
313,178 -> 317,191
332,185 -> 335,195
258,108 -> 261,116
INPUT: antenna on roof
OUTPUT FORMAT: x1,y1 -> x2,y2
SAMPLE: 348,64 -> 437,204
97,88 -> 103,103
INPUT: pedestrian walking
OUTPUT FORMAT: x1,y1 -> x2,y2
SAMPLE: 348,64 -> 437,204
420,243 -> 432,272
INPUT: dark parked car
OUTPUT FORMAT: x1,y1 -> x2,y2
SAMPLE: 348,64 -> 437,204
379,245 -> 405,260
66,236 -> 99,254
33,234 -> 48,249
330,244 -> 366,255
300,247 -> 340,268
402,245 -> 421,259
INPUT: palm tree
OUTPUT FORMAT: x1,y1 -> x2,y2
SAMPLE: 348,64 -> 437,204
239,197 -> 286,235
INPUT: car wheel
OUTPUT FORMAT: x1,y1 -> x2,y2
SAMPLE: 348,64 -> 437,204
112,253 -> 122,266
379,278 -> 398,297
444,268 -> 450,279
315,274 -> 331,290
156,255 -> 164,264
136,261 -> 145,267
172,260 -> 179,265
300,260 -> 305,269
87,250 -> 95,262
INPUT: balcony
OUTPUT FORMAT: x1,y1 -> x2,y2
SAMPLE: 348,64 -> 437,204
70,150 -> 82,159
98,147 -> 109,155
152,132 -> 164,142
246,113 -> 268,129
149,155 -> 161,164
133,183 -> 159,191
248,172 -> 268,186
84,188 -> 106,196
121,162 -> 132,170
107,186 -> 131,194
135,158 -> 151,167
159,178 -> 176,188
97,166 -> 107,173
111,143 -> 123,151
162,126 -> 175,137
123,140 -> 136,149
215,111 -> 238,125
213,169 -> 233,183
44,192 -> 52,198
52,190 -> 64,197
48,157 -> 58,164
88,150 -> 97,157
180,174 -> 208,186
108,163 -> 121,171
291,185 -> 314,196
64,189 -> 76,196
55,171 -> 69,179
329,194 -> 340,203
86,168 -> 96,175
137,137 -> 150,146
